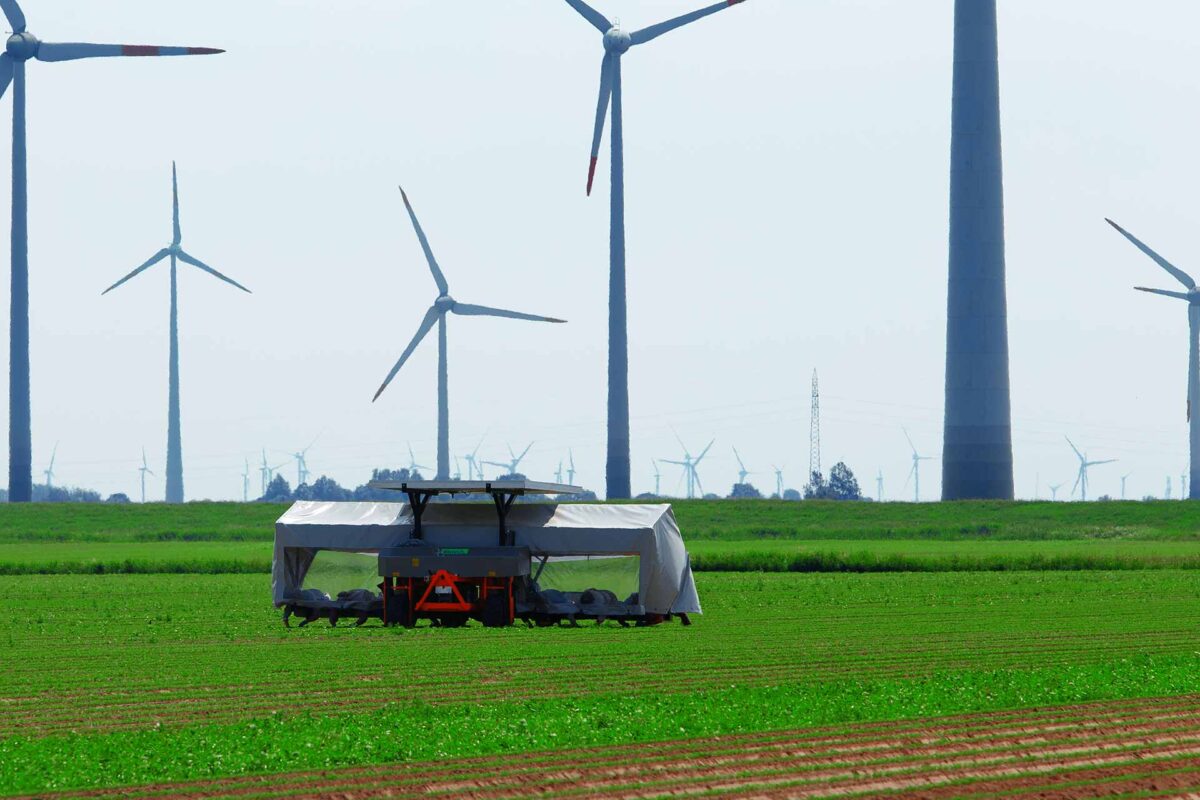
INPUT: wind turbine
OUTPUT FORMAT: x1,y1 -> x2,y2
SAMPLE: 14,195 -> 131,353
1066,436 -> 1116,502
293,438 -> 317,487
1121,472 -> 1132,501
0,2 -> 223,503
42,442 -> 56,489
259,450 -> 287,496
1106,219 -> 1200,499
1048,482 -> 1063,502
773,465 -> 784,499
407,443 -> 430,478
876,469 -> 884,503
373,188 -> 565,479
555,460 -> 564,484
103,163 -> 250,503
463,437 -> 485,482
652,459 -> 662,496
562,0 -> 750,499
241,459 -> 250,503
1166,476 -> 1173,501
903,429 -> 934,503
453,456 -> 462,481
661,437 -> 714,499
483,443 -> 534,478
138,448 -> 154,504
567,450 -> 577,485
732,447 -> 752,486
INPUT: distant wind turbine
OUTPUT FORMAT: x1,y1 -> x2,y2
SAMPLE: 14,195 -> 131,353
555,460 -> 564,484
903,428 -> 934,503
1106,219 -> 1199,499
1048,483 -> 1063,502
0,0 -> 223,502
876,469 -> 884,503
483,443 -> 534,477
732,447 -> 753,486
293,438 -> 318,487
1121,472 -> 1132,501
661,436 -> 714,500
42,442 -> 56,489
773,465 -> 784,499
463,437 -> 485,482
407,443 -> 430,477
372,188 -> 565,480
453,456 -> 462,481
652,459 -> 662,496
561,0 -> 750,499
567,450 -> 577,485
241,459 -> 250,503
1166,476 -> 1173,501
103,163 -> 250,503
259,450 -> 287,496
138,448 -> 154,504
1066,436 -> 1116,502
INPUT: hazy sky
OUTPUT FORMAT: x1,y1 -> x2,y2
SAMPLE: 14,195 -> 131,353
3,0 -> 1199,501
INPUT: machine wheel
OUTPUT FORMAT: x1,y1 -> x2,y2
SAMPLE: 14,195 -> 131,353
390,589 -> 413,628
439,614 -> 469,628
482,592 -> 510,628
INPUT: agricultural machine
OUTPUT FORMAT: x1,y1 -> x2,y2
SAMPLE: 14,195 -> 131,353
273,480 -> 700,629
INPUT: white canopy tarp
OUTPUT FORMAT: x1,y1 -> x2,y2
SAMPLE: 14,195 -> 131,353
272,501 -> 701,615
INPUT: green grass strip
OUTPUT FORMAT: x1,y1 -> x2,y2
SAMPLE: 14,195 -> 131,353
3,652 -> 1197,796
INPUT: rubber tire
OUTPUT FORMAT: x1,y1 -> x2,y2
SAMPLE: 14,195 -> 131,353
482,592 -> 509,628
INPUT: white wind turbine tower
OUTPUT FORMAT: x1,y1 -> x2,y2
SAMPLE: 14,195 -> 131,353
555,460 -> 564,484
483,443 -> 535,478
652,460 -> 662,496
293,438 -> 317,487
139,449 -> 154,504
241,459 -> 250,502
259,450 -> 287,496
732,447 -> 753,486
42,442 -> 56,488
661,437 -> 714,500
903,428 -> 934,503
1121,472 -> 1132,500
463,438 -> 485,482
453,456 -> 462,481
773,466 -> 784,499
372,188 -> 565,479
1048,482 -> 1063,502
876,469 -> 884,502
1106,219 -> 1200,499
1066,437 -> 1115,502
567,450 -> 577,485
1165,476 -> 1173,501
407,443 -> 430,477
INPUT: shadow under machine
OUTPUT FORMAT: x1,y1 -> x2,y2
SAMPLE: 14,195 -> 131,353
272,480 -> 701,628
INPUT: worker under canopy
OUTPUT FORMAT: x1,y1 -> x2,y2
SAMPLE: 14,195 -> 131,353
272,501 -> 701,616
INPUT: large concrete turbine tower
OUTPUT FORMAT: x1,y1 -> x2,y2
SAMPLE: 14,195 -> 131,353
942,0 -> 1014,500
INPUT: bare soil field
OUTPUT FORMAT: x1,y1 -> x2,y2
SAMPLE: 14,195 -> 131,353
18,695 -> 1200,800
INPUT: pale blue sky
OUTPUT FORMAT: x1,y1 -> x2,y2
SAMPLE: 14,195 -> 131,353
2,0 -> 1198,501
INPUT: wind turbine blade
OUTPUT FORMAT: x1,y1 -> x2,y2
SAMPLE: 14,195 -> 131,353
693,470 -> 704,496
518,442 -> 534,462
902,427 -> 917,455
587,53 -> 615,196
1064,436 -> 1084,462
1134,286 -> 1191,301
373,307 -> 441,401
102,248 -> 171,295
903,463 -> 915,490
0,0 -> 25,33
1106,218 -> 1197,290
733,447 -> 745,471
399,187 -> 449,295
696,439 -> 715,463
562,0 -> 611,33
0,54 -> 13,101
661,459 -> 688,466
176,250 -> 251,293
630,0 -> 746,46
451,303 -> 565,323
1071,470 -> 1082,496
36,43 -> 224,62
172,162 -> 181,245
1089,459 -> 1118,467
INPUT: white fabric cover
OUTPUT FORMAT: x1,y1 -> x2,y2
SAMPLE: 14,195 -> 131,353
272,501 -> 701,615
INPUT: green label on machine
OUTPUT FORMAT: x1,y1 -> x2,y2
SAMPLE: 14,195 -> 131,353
438,548 -> 470,556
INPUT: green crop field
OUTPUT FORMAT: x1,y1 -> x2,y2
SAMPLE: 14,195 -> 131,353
2,498 -> 1200,545
2,569 -> 1199,795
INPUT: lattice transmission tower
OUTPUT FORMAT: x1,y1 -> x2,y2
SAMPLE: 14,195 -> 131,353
809,369 -> 821,480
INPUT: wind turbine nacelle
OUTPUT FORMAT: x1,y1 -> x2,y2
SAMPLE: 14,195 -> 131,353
603,28 -> 632,53
6,32 -> 38,61
434,295 -> 455,312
